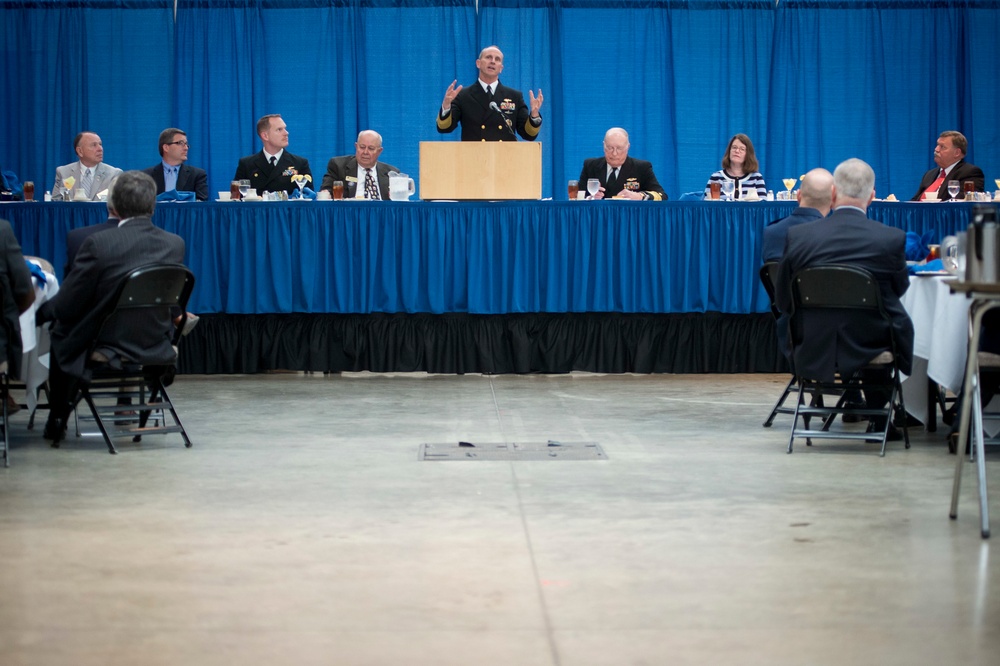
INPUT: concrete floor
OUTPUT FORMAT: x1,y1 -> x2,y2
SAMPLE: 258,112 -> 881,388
0,372 -> 997,666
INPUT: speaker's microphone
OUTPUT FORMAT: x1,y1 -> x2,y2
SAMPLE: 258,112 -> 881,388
489,101 -> 518,138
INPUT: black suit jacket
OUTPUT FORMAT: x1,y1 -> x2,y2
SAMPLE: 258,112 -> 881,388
319,156 -> 400,200
64,219 -> 119,276
578,156 -> 666,200
436,81 -> 541,142
775,208 -> 914,382
0,219 -> 34,377
142,163 -> 209,201
234,151 -> 312,195
39,217 -> 186,380
911,159 -> 985,201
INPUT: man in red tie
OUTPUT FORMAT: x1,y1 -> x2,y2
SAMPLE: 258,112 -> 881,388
911,130 -> 985,201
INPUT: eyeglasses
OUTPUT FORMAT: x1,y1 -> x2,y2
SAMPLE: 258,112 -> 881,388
603,144 -> 628,154
167,140 -> 189,147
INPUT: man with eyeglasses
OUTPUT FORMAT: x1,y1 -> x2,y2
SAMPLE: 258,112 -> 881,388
142,128 -> 209,201
578,127 -> 666,200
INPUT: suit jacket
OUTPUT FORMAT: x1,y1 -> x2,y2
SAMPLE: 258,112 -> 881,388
320,156 -> 400,200
436,81 -> 541,142
64,219 -> 120,276
234,150 -> 312,196
38,217 -> 186,380
775,208 -> 914,382
0,219 -> 34,378
578,156 -> 666,200
52,162 -> 122,201
911,159 -> 985,201
762,207 -> 825,263
142,163 -> 209,201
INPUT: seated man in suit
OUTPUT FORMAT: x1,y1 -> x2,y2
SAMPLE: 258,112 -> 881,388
234,114 -> 312,196
64,177 -> 121,275
762,168 -> 833,264
0,218 -> 36,381
142,128 -> 209,201
578,128 -> 666,201
776,158 -> 914,439
320,130 -> 400,200
51,132 -> 123,201
911,130 -> 985,201
37,171 -> 186,445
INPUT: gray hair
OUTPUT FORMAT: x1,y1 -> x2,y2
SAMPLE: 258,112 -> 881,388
110,171 -> 157,219
833,158 -> 875,201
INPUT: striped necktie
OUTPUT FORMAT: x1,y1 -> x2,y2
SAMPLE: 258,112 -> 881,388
80,168 -> 93,199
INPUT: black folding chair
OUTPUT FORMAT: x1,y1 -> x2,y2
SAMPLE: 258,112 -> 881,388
786,265 -> 910,456
71,264 -> 195,454
759,262 -> 803,427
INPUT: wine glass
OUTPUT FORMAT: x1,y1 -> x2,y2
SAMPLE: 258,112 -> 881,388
239,179 -> 252,201
587,178 -> 601,198
291,174 -> 309,199
62,175 -> 76,201
721,179 -> 734,201
782,178 -> 796,198
995,178 -> 1000,191
947,180 -> 960,199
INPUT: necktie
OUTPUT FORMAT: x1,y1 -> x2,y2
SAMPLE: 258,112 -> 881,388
922,168 -> 946,200
80,168 -> 93,199
607,167 -> 618,192
365,169 -> 379,200
269,156 -> 277,168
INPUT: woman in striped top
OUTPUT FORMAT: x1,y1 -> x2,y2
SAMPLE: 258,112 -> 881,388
705,133 -> 767,200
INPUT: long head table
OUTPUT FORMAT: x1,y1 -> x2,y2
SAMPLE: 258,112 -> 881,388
2,200 -> 973,317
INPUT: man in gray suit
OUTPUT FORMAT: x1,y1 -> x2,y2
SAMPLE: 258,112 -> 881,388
38,171 -> 186,444
51,131 -> 123,201
320,130 -> 400,200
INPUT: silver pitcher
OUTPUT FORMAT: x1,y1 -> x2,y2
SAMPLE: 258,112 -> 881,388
965,204 -> 1000,283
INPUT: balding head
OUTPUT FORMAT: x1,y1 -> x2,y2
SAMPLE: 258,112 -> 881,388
797,168 -> 834,215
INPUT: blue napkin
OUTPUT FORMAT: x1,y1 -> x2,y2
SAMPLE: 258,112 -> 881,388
905,230 -> 934,262
156,190 -> 197,202
291,187 -> 317,200
909,258 -> 945,275
26,259 -> 47,284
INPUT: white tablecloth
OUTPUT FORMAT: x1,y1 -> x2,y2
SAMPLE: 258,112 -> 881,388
18,264 -> 59,411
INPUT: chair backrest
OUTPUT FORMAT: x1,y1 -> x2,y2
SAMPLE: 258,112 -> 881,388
758,262 -> 780,319
99,263 -> 196,348
791,264 -> 883,311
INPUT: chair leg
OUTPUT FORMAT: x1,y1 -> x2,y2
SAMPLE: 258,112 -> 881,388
79,389 -> 118,455
763,376 -> 796,427
788,383 -> 812,454
2,373 -> 9,468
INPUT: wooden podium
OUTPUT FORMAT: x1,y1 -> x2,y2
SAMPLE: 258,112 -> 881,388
419,141 -> 542,200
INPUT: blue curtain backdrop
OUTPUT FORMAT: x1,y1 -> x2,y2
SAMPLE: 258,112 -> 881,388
1,1 -> 998,201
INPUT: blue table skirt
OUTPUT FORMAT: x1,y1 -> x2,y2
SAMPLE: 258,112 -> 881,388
3,200 -> 971,316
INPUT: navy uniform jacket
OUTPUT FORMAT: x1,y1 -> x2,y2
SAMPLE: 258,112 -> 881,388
577,156 -> 666,200
437,82 -> 540,142
775,208 -> 914,382
234,151 -> 312,196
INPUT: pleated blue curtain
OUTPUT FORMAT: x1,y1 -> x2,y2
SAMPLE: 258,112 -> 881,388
174,0 -> 475,197
0,0 -> 174,191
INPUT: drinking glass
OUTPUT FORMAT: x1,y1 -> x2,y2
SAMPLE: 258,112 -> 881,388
963,181 -> 975,200
230,180 -> 242,200
291,174 -> 308,199
947,180 -> 960,199
709,182 -> 721,200
567,180 -> 579,200
22,181 -> 34,202
782,178 -> 796,198
587,178 -> 601,198
995,178 -> 1000,191
721,180 -> 734,201
332,181 -> 344,200
239,179 -> 251,201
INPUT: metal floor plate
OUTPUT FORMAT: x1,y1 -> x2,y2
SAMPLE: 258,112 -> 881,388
418,441 -> 607,461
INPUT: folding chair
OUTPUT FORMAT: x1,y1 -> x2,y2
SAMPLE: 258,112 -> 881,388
71,263 -> 195,454
759,262 -> 802,427
786,265 -> 910,456
0,362 -> 9,467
